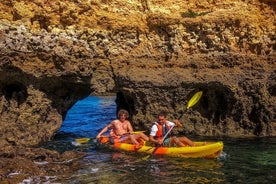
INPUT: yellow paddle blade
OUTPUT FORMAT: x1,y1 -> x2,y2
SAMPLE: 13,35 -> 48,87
187,91 -> 203,109
131,131 -> 146,134
75,138 -> 91,144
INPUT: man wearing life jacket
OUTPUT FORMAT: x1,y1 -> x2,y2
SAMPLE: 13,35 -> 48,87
149,111 -> 195,147
96,109 -> 149,145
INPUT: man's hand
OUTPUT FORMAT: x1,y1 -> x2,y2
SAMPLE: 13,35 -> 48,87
96,134 -> 101,139
173,119 -> 182,127
157,139 -> 163,145
150,136 -> 163,145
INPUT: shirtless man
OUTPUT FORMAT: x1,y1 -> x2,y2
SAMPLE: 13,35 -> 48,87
96,109 -> 149,145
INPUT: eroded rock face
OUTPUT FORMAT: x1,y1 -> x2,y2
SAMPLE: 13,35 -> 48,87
0,138 -> 87,183
0,0 -> 275,148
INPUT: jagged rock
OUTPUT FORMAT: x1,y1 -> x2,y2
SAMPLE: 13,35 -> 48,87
0,145 -> 87,183
0,0 -> 275,150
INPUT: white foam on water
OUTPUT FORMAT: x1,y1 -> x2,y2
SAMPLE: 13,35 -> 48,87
91,168 -> 99,173
217,151 -> 229,161
71,141 -> 81,146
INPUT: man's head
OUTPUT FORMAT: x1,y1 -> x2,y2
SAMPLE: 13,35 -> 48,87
157,111 -> 167,124
117,109 -> 129,120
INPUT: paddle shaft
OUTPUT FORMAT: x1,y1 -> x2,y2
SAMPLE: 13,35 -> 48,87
177,109 -> 187,121
75,131 -> 145,144
161,125 -> 175,142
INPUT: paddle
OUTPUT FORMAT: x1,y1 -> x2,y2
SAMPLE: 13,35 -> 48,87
74,131 -> 146,144
147,91 -> 203,158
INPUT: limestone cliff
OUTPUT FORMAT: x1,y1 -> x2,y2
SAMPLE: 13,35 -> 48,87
0,0 -> 275,147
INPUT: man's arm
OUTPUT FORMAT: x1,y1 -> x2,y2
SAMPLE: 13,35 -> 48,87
96,122 -> 113,138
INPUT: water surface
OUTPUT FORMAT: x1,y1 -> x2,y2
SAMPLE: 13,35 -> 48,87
44,96 -> 275,184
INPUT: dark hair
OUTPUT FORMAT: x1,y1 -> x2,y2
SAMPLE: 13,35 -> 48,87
158,111 -> 167,117
117,109 -> 129,118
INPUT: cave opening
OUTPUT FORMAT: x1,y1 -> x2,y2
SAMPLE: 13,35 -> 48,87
57,91 -> 135,139
41,90 -> 140,152
59,95 -> 117,139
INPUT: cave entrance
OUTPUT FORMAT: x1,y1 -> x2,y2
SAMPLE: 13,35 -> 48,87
44,92 -> 135,152
43,95 -> 117,152
59,95 -> 117,139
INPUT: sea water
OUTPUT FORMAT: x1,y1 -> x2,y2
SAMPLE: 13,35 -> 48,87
43,96 -> 276,184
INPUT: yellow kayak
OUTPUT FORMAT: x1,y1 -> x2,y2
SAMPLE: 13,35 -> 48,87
99,137 -> 223,159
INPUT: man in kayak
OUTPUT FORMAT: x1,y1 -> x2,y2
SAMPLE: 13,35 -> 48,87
149,111 -> 195,147
96,109 -> 149,146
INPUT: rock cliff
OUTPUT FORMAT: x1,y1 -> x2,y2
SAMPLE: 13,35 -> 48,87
0,0 -> 275,148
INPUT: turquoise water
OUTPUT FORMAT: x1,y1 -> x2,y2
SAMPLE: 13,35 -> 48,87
45,96 -> 275,184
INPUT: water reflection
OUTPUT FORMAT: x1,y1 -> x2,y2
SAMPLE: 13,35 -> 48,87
56,150 -> 226,184
145,157 -> 225,184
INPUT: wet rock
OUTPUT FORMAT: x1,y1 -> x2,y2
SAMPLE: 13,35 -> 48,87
0,146 -> 87,183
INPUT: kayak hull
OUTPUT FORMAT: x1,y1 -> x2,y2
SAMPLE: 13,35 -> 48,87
99,137 -> 223,159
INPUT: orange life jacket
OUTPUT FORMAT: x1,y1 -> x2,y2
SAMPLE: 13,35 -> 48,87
154,122 -> 171,141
